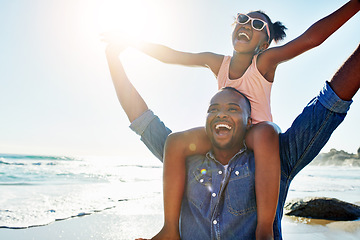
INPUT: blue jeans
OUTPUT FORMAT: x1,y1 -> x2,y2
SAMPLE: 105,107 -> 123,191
130,81 -> 352,239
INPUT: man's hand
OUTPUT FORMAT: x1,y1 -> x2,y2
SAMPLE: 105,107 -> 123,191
350,0 -> 360,5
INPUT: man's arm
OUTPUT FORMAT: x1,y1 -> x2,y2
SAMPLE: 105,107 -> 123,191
329,43 -> 360,101
280,43 -> 359,179
103,36 -> 172,161
105,43 -> 148,122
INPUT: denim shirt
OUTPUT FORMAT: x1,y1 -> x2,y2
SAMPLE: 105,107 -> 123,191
130,82 -> 352,240
182,149 -> 257,239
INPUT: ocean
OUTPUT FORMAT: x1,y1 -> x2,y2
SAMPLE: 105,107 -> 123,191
0,153 -> 359,239
0,153 -> 163,229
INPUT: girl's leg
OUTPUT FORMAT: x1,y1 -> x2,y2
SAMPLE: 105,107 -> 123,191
152,127 -> 211,240
245,122 -> 281,240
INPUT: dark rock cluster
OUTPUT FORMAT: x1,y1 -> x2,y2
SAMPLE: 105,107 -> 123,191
284,197 -> 360,221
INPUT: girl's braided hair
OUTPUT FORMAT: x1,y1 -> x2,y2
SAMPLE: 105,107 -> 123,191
255,10 -> 287,44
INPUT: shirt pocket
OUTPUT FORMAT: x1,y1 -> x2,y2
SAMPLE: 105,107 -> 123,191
225,162 -> 256,216
186,166 -> 212,211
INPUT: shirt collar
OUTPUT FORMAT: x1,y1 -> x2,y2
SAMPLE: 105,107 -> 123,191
206,143 -> 248,166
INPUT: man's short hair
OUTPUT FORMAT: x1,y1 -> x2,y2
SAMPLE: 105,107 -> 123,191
221,87 -> 251,115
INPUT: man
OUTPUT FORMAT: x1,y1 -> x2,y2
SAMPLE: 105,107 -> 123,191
103,38 -> 359,239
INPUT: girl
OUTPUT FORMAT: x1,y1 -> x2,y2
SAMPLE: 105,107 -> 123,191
114,1 -> 359,239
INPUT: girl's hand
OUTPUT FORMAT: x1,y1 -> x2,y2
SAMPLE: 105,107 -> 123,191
101,31 -> 140,49
104,42 -> 125,59
100,31 -> 127,44
101,32 -> 130,57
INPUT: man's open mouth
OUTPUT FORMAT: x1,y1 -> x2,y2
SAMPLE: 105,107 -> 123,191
215,123 -> 232,135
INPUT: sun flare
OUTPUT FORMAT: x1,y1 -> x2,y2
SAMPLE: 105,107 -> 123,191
95,0 -> 153,41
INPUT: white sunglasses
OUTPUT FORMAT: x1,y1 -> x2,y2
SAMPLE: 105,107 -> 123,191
236,13 -> 270,40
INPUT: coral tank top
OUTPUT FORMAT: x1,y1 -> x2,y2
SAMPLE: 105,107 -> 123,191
217,55 -> 272,123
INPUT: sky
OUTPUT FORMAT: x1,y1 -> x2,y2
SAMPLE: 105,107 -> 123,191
0,0 -> 359,160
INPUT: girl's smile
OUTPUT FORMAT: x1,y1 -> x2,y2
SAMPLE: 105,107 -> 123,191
232,12 -> 270,54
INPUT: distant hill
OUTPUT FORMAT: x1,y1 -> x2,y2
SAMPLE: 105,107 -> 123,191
311,147 -> 360,166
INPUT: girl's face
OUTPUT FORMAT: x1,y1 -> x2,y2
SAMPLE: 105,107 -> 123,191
231,12 -> 270,54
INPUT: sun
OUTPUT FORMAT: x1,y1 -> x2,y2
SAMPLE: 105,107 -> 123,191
94,0 -> 152,42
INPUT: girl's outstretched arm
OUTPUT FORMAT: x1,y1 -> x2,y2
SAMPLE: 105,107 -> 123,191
136,42 -> 224,75
100,32 -> 222,69
261,0 -> 360,70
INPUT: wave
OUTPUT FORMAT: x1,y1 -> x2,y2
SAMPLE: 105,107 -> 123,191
0,153 -> 80,162
0,198 -> 132,229
0,182 -> 40,186
0,160 -> 53,166
0,211 -> 96,229
0,160 -> 26,166
115,164 -> 161,169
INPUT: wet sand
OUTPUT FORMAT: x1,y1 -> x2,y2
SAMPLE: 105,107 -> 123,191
1,196 -> 359,240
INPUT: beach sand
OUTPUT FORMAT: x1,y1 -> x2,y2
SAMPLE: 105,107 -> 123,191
1,195 -> 360,240
0,196 -> 163,240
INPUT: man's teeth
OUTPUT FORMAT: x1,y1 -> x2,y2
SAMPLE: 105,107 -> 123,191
238,32 -> 250,40
215,124 -> 232,130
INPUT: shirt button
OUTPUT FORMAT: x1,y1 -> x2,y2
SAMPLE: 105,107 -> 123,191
235,171 -> 239,176
218,170 -> 223,175
212,193 -> 217,197
213,220 -> 218,225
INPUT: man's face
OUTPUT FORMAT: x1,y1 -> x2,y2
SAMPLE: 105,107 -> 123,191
205,89 -> 251,152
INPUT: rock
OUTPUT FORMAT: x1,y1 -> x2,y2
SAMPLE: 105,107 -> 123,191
284,197 -> 360,221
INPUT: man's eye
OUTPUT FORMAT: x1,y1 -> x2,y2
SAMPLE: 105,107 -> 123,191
208,108 -> 218,113
228,108 -> 238,112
